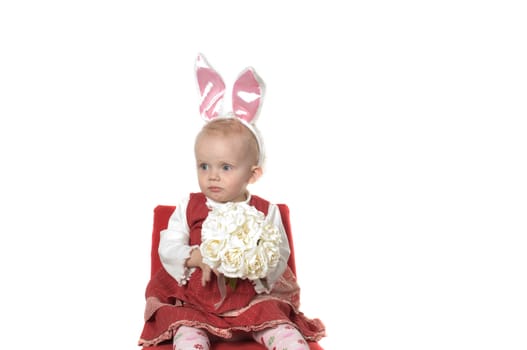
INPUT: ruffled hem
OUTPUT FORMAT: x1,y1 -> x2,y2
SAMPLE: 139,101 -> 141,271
138,318 -> 325,347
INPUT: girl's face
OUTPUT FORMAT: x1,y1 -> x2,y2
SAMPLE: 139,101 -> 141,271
195,132 -> 261,203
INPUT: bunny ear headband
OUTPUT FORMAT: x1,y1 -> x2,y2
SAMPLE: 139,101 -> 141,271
195,53 -> 265,165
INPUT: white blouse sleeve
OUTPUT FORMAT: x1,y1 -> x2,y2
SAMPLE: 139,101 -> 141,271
158,195 -> 198,285
252,203 -> 291,294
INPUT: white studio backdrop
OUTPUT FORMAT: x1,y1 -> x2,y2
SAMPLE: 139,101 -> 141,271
1,1 -> 526,349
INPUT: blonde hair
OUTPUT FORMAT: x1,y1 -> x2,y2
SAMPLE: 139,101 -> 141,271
195,118 -> 261,166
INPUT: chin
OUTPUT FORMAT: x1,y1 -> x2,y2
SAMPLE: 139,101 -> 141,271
207,193 -> 227,203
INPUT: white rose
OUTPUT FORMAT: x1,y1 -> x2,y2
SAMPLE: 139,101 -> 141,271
260,223 -> 280,241
219,246 -> 245,278
200,237 -> 224,268
261,240 -> 280,268
244,246 -> 269,280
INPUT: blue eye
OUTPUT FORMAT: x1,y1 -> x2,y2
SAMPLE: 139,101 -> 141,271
199,163 -> 209,170
222,164 -> 232,171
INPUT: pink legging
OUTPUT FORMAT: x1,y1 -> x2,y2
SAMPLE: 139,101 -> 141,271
253,324 -> 310,350
173,326 -> 210,350
173,324 -> 309,350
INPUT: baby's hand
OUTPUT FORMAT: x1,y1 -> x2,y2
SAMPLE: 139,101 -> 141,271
186,248 -> 218,286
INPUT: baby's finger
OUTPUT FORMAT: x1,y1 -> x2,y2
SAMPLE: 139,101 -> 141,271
201,265 -> 212,286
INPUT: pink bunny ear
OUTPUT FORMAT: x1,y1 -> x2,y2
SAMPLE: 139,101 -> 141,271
232,68 -> 265,123
195,53 -> 226,121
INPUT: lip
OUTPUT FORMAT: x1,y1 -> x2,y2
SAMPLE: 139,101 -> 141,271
208,186 -> 222,192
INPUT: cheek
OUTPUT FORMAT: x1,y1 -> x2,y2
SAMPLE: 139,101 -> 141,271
224,175 -> 242,188
197,173 -> 207,185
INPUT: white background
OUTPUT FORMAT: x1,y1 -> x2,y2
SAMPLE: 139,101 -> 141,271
1,1 -> 526,349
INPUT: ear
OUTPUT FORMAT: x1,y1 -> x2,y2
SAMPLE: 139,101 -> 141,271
248,165 -> 263,184
232,67 -> 265,124
195,53 -> 226,121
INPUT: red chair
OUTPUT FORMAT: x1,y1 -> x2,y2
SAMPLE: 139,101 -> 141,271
141,204 -> 324,350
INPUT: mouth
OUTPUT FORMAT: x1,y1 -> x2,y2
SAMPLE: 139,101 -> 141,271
208,186 -> 222,193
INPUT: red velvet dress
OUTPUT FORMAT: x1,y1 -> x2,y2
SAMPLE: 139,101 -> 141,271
138,193 -> 325,347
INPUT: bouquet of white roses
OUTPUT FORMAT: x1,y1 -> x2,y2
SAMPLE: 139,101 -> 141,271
200,202 -> 282,288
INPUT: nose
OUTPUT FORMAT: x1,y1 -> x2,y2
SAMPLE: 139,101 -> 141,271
208,169 -> 220,181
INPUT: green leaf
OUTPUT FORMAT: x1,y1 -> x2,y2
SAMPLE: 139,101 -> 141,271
226,277 -> 238,290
